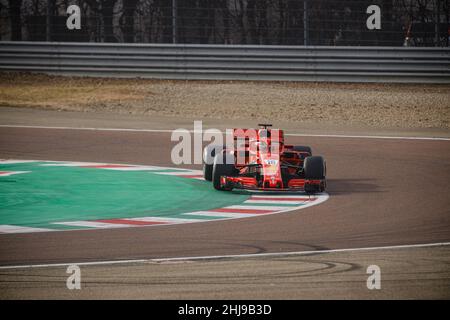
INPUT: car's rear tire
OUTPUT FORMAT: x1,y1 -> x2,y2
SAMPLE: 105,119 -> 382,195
212,151 -> 236,191
303,156 -> 326,193
203,145 -> 223,181
293,145 -> 312,155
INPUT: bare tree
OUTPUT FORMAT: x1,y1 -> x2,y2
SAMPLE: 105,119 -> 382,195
120,0 -> 138,42
84,0 -> 118,42
247,0 -> 268,44
8,0 -> 22,40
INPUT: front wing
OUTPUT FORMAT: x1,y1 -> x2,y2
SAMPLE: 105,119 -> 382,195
220,176 -> 326,193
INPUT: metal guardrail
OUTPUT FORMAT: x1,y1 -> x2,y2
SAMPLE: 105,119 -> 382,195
0,42 -> 449,83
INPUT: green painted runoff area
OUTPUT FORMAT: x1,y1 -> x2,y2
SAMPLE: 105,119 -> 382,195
0,162 -> 249,229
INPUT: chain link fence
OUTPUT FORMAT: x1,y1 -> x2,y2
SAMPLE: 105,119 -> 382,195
0,0 -> 449,46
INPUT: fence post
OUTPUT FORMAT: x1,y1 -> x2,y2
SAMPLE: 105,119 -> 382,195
434,0 -> 440,46
172,0 -> 177,44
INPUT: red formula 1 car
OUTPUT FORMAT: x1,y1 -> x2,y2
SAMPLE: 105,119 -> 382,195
203,124 -> 326,194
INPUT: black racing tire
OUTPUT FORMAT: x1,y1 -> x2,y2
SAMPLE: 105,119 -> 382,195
303,156 -> 326,194
212,151 -> 236,191
203,145 -> 223,181
304,156 -> 325,179
293,145 -> 312,155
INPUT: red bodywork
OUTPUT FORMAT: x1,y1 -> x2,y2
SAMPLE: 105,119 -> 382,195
219,127 -> 325,192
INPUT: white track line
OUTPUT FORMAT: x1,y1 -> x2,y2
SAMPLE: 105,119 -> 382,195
251,195 -> 314,199
244,199 -> 307,205
222,205 -> 292,211
285,133 -> 450,141
40,162 -> 107,167
1,242 -> 449,270
1,125 -> 448,141
0,225 -> 55,234
0,159 -> 195,173
0,124 -> 174,133
183,211 -> 258,218
154,170 -> 203,176
128,217 -> 203,224
42,163 -> 163,171
99,166 -> 162,171
0,171 -> 30,177
0,160 -> 38,164
52,221 -> 133,229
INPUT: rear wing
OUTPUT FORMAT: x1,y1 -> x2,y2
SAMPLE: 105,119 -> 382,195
232,128 -> 284,141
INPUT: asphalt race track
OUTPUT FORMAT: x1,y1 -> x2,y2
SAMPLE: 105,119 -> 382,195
0,123 -> 449,298
1,125 -> 449,263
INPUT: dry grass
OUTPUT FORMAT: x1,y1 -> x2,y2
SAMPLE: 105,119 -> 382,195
0,73 -> 148,109
0,72 -> 449,129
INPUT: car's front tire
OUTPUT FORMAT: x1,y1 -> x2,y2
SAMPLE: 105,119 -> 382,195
303,156 -> 326,193
203,145 -> 223,181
